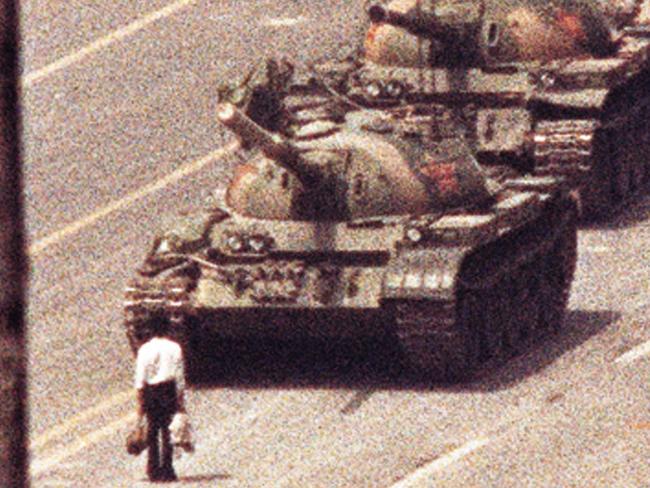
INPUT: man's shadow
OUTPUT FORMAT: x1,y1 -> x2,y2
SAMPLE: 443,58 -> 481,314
187,309 -> 618,393
176,474 -> 232,483
138,474 -> 231,484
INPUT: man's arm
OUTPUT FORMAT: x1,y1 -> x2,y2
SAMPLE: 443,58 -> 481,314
134,346 -> 147,422
136,389 -> 145,423
175,343 -> 186,413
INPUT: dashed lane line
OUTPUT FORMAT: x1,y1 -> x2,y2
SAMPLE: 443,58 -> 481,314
32,390 -> 288,476
390,437 -> 491,488
31,390 -> 133,450
29,141 -> 238,256
262,16 -> 309,27
30,412 -> 136,477
615,339 -> 650,364
23,0 -> 200,87
580,245 -> 609,254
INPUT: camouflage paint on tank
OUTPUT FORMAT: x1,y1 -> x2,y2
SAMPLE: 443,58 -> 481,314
219,102 -> 495,221
365,0 -> 624,66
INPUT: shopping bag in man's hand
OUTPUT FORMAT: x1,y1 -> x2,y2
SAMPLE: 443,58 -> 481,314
170,412 -> 194,453
126,420 -> 147,456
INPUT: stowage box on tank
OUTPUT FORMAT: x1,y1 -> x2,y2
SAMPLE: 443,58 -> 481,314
355,0 -> 650,217
124,48 -> 579,381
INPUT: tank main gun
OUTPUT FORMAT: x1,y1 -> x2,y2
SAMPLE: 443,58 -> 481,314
367,1 -> 484,65
367,3 -> 468,42
217,102 -> 319,184
365,0 -> 618,66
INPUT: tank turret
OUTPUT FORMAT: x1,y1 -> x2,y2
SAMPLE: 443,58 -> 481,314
217,101 -> 499,222
365,0 -> 619,66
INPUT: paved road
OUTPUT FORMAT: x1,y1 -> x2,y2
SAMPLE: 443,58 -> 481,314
21,1 -> 650,487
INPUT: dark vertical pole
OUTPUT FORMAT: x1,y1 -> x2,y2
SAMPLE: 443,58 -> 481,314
0,0 -> 27,486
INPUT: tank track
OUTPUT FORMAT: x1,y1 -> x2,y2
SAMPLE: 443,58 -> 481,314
123,273 -> 194,354
533,110 -> 650,216
532,119 -> 597,180
532,33 -> 650,217
390,195 -> 577,381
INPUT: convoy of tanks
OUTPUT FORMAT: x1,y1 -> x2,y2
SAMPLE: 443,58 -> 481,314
123,0 -> 650,381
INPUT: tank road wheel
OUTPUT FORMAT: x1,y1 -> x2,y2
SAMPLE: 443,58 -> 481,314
392,299 -> 478,382
478,289 -> 504,361
630,162 -> 646,195
612,159 -> 632,203
517,264 -> 542,342
457,291 -> 481,373
538,215 -> 578,333
500,277 -> 521,356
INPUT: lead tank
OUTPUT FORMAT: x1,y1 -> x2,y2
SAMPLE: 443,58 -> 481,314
123,63 -> 578,381
351,0 -> 650,217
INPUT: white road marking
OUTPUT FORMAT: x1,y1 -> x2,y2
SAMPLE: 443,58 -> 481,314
262,16 -> 309,27
615,339 -> 650,364
23,0 -> 199,87
208,14 -> 233,22
581,245 -> 609,254
390,437 -> 490,488
31,412 -> 136,476
31,390 -> 284,476
31,390 -> 133,450
29,141 -> 238,256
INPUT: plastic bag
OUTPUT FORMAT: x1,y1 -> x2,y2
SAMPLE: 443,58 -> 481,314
126,420 -> 147,456
169,412 -> 194,454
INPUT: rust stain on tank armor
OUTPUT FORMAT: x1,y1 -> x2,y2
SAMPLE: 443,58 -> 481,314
365,23 -> 380,48
419,160 -> 460,197
225,162 -> 258,207
555,9 -> 586,42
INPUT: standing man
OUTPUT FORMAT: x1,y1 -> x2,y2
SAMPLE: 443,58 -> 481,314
134,318 -> 186,482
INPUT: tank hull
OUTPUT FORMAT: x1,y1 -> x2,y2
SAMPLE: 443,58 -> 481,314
124,176 -> 577,381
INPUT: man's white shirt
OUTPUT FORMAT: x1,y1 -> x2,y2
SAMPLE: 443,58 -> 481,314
134,337 -> 185,391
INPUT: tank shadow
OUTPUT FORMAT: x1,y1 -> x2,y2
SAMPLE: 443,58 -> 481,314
581,192 -> 650,230
464,309 -> 619,392
187,309 -> 617,392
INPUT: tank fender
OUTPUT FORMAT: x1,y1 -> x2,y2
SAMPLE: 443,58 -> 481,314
381,247 -> 471,302
141,208 -> 230,276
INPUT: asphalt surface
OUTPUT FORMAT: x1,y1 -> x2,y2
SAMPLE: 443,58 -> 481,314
21,1 -> 650,487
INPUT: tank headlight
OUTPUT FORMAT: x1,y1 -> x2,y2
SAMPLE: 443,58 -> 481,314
227,235 -> 244,252
406,228 -> 423,243
539,72 -> 555,89
248,236 -> 266,252
157,239 -> 172,253
156,235 -> 180,254
365,81 -> 382,98
385,80 -> 403,98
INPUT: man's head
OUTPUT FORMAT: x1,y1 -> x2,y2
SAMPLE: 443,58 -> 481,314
136,316 -> 171,343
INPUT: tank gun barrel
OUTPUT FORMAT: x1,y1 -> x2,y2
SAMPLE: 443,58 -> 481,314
367,3 -> 460,41
216,102 -> 316,182
217,102 -> 294,160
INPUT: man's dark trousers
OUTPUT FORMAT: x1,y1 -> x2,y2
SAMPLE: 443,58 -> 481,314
144,380 -> 178,481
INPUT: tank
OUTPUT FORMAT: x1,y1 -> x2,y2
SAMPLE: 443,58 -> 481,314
348,0 -> 650,217
124,59 -> 578,380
